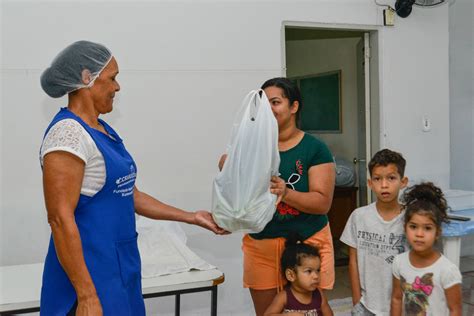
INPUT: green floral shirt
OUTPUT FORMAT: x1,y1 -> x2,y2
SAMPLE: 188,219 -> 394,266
250,133 -> 333,240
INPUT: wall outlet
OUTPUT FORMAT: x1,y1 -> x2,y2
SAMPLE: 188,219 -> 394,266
384,9 -> 395,26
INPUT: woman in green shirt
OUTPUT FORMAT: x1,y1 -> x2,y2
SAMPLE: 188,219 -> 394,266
242,78 -> 336,316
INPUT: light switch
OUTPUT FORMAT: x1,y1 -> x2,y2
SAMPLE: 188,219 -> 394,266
422,116 -> 431,132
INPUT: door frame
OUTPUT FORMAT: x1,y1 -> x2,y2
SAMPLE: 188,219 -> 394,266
281,21 -> 382,206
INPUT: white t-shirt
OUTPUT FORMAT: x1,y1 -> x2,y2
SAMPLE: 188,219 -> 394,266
392,251 -> 462,315
340,202 -> 408,315
40,119 -> 106,197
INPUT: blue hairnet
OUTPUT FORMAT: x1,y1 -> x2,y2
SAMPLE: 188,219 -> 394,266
41,40 -> 112,98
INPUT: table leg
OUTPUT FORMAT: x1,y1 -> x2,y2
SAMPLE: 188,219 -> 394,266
175,294 -> 181,316
211,285 -> 217,316
442,236 -> 461,267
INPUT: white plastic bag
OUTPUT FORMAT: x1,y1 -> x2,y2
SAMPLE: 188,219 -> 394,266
212,89 -> 280,233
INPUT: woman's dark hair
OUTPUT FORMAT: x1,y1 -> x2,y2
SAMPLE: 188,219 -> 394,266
261,77 -> 303,127
281,232 -> 319,276
402,182 -> 449,230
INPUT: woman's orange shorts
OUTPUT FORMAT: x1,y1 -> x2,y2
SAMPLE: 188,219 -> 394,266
242,223 -> 334,291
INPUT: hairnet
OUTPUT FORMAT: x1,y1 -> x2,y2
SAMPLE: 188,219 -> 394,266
41,40 -> 113,98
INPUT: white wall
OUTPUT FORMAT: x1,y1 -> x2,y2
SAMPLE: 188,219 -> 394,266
286,37 -> 361,163
377,5 -> 450,188
449,0 -> 474,190
1,0 -> 451,314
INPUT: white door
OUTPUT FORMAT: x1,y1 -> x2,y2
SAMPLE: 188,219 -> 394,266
355,32 -> 372,205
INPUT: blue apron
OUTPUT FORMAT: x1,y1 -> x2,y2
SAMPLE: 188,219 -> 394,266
40,108 -> 145,316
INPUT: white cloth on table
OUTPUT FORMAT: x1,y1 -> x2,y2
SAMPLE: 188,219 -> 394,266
137,218 -> 215,278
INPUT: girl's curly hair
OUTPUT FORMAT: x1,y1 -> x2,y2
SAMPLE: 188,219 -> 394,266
402,182 -> 449,229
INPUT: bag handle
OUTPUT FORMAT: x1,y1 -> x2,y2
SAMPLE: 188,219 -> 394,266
247,89 -> 267,122
226,89 -> 269,153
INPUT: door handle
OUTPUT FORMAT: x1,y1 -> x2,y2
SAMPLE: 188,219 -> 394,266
353,158 -> 366,164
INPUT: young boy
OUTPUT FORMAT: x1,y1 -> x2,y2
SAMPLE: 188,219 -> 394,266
340,149 -> 409,316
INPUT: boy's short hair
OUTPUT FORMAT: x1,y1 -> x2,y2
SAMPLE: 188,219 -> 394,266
368,149 -> 406,177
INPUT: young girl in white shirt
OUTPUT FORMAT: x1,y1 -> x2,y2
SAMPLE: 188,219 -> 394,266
390,182 -> 463,316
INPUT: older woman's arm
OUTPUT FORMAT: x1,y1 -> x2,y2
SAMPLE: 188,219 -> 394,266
133,187 -> 228,234
270,162 -> 335,215
43,152 -> 102,315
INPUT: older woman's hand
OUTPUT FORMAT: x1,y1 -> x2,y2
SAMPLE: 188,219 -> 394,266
76,295 -> 103,316
193,211 -> 230,235
270,176 -> 287,205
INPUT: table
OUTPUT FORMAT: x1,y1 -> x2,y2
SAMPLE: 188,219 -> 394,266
442,208 -> 474,267
0,263 -> 224,316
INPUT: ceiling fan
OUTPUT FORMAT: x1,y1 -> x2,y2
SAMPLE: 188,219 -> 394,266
395,0 -> 448,18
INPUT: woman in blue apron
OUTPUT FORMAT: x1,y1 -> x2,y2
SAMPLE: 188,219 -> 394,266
39,41 -> 227,316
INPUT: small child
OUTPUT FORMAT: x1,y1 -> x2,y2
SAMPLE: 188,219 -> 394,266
264,233 -> 333,316
340,149 -> 409,315
390,182 -> 463,315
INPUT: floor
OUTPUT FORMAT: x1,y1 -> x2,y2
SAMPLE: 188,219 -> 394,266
327,251 -> 474,316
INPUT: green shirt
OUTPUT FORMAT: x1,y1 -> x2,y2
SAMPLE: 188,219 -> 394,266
250,133 -> 333,240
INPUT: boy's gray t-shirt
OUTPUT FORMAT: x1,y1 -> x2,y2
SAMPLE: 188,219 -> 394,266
340,202 -> 407,315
